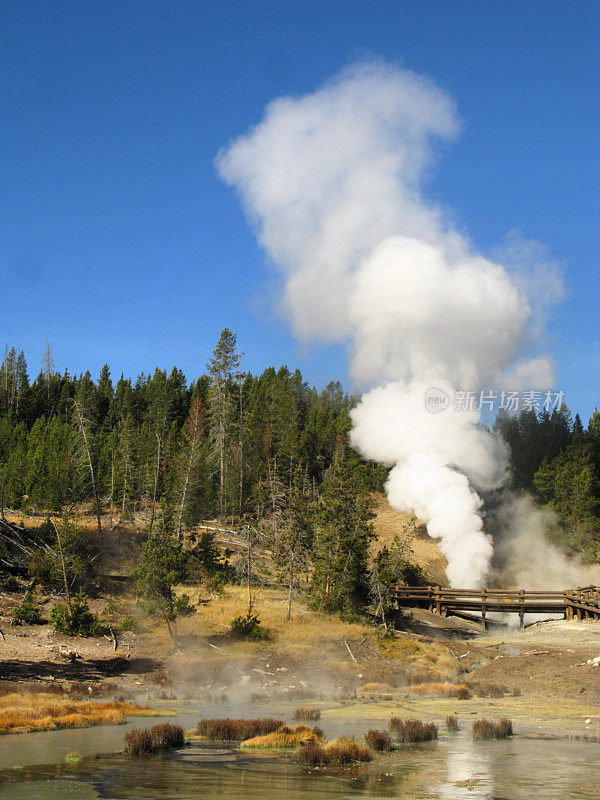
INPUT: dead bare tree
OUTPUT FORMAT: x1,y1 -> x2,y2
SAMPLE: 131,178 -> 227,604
72,399 -> 102,543
176,396 -> 205,540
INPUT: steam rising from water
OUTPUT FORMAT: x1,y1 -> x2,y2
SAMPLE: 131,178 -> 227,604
218,61 -> 562,587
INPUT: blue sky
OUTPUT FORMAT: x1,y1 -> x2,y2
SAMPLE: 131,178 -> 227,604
1,1 -> 598,420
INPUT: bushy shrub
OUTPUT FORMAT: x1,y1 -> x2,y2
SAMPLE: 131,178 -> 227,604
196,718 -> 284,740
50,591 -> 100,636
150,723 -> 185,749
297,741 -> 328,765
446,715 -> 459,732
119,615 -> 139,632
293,707 -> 321,721
472,717 -> 513,740
173,593 -> 195,617
364,729 -> 393,751
124,723 -> 185,755
12,591 -> 43,625
389,717 -> 438,742
124,728 -> 154,755
229,612 -> 269,640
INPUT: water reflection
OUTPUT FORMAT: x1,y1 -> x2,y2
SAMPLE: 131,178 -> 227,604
0,716 -> 599,799
437,741 -> 494,799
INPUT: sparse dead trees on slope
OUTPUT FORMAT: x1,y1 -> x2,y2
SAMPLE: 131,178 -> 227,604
273,471 -> 314,621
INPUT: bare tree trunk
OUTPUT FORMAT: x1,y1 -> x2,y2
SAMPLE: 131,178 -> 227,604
237,350 -> 245,515
73,400 -> 102,544
246,526 -> 253,615
149,432 -> 161,532
176,399 -> 204,540
51,519 -> 70,604
109,451 -> 115,530
287,555 -> 294,622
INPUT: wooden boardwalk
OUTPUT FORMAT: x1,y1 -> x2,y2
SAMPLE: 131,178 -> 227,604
392,585 -> 600,628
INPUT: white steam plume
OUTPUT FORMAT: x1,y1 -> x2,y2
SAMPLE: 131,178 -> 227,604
218,60 -> 560,587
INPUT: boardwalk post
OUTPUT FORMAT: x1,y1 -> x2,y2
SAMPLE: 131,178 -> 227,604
481,588 -> 487,629
576,590 -> 582,622
435,586 -> 441,615
519,589 -> 525,629
565,593 -> 573,621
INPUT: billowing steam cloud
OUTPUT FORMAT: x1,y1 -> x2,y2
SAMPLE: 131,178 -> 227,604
217,61 -> 560,587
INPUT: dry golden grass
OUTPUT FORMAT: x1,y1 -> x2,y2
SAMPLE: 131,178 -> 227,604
241,724 -> 320,748
359,682 -> 397,694
410,681 -> 470,698
172,585 -> 371,647
0,692 -> 164,735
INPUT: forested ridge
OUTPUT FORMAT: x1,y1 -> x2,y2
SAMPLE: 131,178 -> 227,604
1,330 -> 599,565
0,332 -> 386,526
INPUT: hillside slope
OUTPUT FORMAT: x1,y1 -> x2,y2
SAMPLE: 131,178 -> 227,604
370,493 -> 448,586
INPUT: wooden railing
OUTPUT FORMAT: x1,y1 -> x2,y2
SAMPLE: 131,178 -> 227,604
392,585 -> 600,627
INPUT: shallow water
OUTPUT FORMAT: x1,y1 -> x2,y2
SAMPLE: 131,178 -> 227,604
1,707 -> 598,800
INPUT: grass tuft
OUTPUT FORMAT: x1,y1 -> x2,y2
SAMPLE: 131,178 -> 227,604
364,729 -> 393,751
472,717 -> 513,740
389,717 -> 438,742
293,707 -> 321,721
124,723 -> 184,755
196,717 -> 284,740
242,724 -> 319,748
445,715 -> 459,732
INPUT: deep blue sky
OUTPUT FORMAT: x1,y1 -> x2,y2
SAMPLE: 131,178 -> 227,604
1,1 -> 598,420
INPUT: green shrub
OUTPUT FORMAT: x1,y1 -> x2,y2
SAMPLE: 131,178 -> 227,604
174,593 -> 195,617
12,591 -> 43,625
50,591 -> 100,636
119,615 -> 140,632
229,611 -> 270,640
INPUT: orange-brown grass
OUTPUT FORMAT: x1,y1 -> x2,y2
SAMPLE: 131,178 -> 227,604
358,682 -> 396,694
196,717 -> 284,740
410,682 -> 471,699
242,724 -> 320,748
296,737 -> 372,765
324,737 -> 373,764
0,692 -> 159,735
